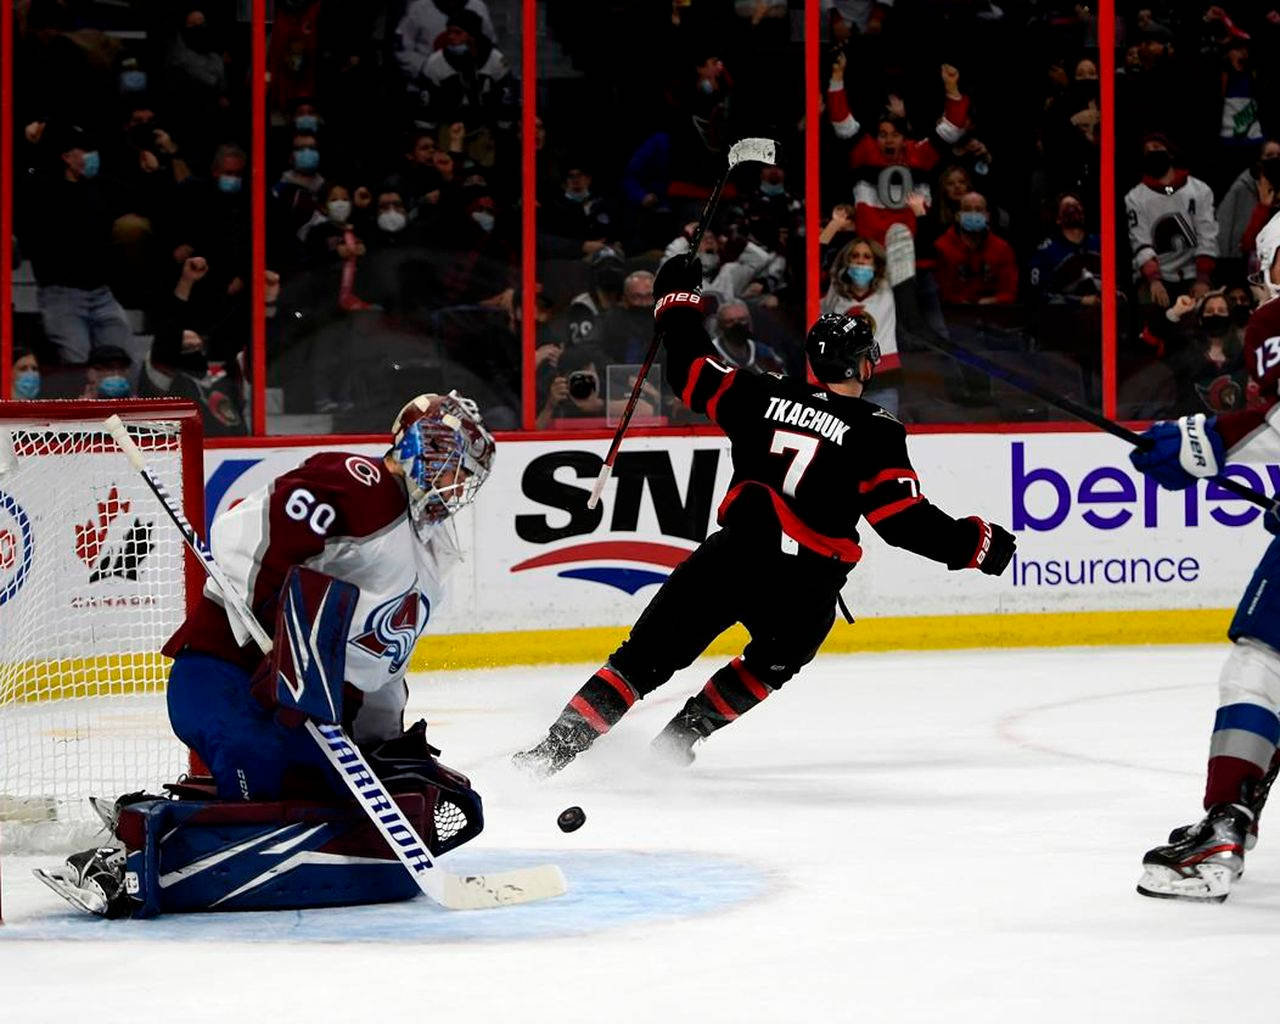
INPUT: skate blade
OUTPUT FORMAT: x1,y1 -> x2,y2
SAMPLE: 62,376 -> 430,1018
1136,864 -> 1233,903
32,867 -> 108,916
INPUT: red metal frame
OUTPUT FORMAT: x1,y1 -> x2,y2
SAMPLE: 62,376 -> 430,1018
804,0 -> 821,330
521,0 -> 537,430
251,0 -> 267,436
1099,0 -> 1117,420
1,0 -> 13,402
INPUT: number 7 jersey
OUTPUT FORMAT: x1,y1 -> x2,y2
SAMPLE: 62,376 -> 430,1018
664,312 -> 995,570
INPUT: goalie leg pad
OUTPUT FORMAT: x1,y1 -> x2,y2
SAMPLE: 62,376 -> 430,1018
115,790 -> 438,918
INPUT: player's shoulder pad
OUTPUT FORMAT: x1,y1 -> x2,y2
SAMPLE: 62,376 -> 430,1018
284,452 -> 406,535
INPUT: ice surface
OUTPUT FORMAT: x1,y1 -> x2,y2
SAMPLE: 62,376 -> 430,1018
4,644 -> 1280,1023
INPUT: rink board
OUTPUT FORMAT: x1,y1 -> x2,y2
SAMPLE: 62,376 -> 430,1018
196,429 -> 1270,663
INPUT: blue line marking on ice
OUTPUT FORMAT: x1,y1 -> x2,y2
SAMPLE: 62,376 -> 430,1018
556,567 -> 669,595
2,850 -> 767,944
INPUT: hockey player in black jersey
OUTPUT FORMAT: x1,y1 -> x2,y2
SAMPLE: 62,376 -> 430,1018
514,254 -> 1016,775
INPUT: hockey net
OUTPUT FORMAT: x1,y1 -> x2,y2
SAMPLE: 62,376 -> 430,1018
0,400 -> 203,853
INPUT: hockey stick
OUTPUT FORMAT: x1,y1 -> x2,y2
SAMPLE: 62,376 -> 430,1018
104,415 -> 566,911
586,137 -> 779,509
915,331 -> 1279,513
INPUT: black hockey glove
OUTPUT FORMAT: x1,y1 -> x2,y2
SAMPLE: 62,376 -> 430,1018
653,252 -> 704,322
966,517 -> 1015,576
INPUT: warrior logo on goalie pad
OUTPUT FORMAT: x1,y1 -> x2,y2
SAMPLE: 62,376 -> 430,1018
350,583 -> 430,674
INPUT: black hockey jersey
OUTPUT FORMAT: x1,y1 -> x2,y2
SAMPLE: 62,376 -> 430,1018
662,309 -> 990,569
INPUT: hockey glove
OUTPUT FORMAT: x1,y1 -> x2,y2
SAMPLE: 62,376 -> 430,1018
1266,497 -> 1280,537
653,253 -> 704,321
967,517 -> 1016,576
1129,414 -> 1226,491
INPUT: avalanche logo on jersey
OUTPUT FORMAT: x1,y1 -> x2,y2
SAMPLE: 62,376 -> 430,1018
349,584 -> 430,674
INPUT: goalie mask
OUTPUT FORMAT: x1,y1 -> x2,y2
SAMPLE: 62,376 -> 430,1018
389,392 -> 495,531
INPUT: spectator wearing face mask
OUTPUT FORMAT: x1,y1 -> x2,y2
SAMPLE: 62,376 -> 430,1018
1029,192 -> 1101,306
141,320 -> 246,435
541,166 -> 619,259
1147,290 -> 1248,415
300,184 -> 373,313
396,0 -> 497,86
933,192 -> 1018,306
1225,281 -> 1255,330
170,144 -> 251,319
597,270 -> 656,365
711,301 -> 785,375
662,225 -> 782,310
81,345 -> 135,400
827,55 -> 971,243
18,123 -> 135,367
270,129 -> 326,261
1124,133 -> 1217,311
560,247 -> 626,347
162,8 -> 229,159
1042,56 -> 1100,197
11,347 -> 41,400
1213,31 -> 1265,193
822,234 -> 897,361
441,189 -> 515,307
415,11 -> 513,134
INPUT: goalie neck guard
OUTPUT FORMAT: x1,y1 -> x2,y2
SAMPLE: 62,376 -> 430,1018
389,391 -> 496,532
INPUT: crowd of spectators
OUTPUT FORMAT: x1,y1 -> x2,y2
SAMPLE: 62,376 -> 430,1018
12,1 -> 1280,430
11,0 -> 251,435
812,1 -> 1280,422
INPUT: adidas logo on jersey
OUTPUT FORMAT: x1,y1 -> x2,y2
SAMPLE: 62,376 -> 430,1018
763,397 -> 849,445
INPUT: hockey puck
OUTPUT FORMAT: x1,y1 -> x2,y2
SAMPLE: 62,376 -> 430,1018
557,806 -> 586,833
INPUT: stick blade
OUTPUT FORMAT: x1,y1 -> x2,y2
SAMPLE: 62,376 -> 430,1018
440,864 -> 568,911
728,137 -> 778,167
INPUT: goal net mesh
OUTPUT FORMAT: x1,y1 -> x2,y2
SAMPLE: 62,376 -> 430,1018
0,414 -> 194,852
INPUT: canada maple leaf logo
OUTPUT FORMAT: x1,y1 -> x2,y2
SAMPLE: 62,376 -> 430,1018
75,486 -> 155,582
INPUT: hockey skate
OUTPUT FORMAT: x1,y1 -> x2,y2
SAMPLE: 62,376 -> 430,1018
650,701 -> 716,767
1137,803 -> 1254,903
512,719 -> 598,778
33,845 -> 136,918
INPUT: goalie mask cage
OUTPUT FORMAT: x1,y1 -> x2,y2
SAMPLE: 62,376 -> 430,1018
0,400 -> 203,857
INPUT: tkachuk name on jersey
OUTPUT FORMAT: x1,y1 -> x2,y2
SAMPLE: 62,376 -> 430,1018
763,397 -> 850,445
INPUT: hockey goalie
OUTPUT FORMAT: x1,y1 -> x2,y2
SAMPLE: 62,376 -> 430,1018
36,393 -> 497,918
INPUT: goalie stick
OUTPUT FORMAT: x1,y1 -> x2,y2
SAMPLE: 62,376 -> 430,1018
587,136 -> 779,509
102,415 -> 566,912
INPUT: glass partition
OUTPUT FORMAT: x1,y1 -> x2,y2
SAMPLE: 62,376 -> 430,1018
8,0 -> 252,434
530,0 -> 808,430
817,2 -> 1104,423
264,0 -> 524,434
1114,5 -> 1263,422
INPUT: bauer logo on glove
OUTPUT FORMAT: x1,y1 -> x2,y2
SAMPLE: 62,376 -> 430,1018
1130,413 -> 1227,491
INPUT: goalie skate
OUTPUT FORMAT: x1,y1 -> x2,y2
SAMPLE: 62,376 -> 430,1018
1137,803 -> 1252,903
33,846 -> 136,918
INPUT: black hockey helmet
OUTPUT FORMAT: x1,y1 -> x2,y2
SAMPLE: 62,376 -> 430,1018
805,312 -> 880,383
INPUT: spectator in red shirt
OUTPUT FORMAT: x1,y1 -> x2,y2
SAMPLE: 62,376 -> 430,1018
827,55 -> 971,243
933,192 -> 1018,305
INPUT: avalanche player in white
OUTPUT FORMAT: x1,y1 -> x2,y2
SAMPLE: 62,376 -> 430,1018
37,392 -> 496,916
1131,214 -> 1280,901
